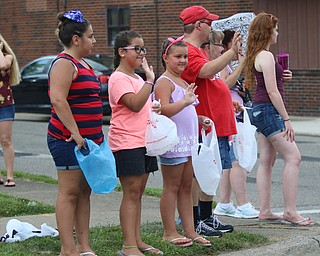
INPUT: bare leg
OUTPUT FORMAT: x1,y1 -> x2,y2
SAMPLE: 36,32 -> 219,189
56,169 -> 84,256
192,178 -> 200,207
135,173 -> 148,244
160,163 -> 186,241
230,162 -> 248,206
74,176 -> 94,254
199,191 -> 213,202
256,134 -> 278,220
269,132 -> 308,224
0,120 -> 15,184
218,169 -> 232,203
119,174 -> 145,256
180,159 -> 210,246
135,173 -> 162,254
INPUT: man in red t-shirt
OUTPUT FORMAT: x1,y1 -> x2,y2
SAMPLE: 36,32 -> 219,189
179,5 -> 242,237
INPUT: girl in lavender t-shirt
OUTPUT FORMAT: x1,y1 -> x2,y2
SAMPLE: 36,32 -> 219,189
154,36 -> 211,247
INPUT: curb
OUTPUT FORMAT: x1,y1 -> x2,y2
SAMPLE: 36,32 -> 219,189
219,234 -> 320,256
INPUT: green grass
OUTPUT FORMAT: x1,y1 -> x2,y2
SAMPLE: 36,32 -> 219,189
1,170 -> 58,185
0,223 -> 269,256
0,193 -> 55,217
0,169 -> 270,255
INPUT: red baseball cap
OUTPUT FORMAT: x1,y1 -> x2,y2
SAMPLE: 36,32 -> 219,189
180,6 -> 219,25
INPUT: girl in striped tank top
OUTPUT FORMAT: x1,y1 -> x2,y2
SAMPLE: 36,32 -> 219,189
47,10 -> 102,256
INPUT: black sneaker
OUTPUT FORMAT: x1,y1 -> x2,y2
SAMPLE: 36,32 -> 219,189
204,214 -> 234,233
195,220 -> 223,237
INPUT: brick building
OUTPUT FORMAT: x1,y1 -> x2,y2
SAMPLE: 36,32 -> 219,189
1,0 -> 319,117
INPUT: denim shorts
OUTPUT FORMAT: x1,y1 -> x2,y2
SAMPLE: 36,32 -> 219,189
159,156 -> 189,166
218,136 -> 232,170
252,103 -> 285,138
229,142 -> 237,163
47,134 -> 80,170
113,147 -> 158,177
0,104 -> 15,122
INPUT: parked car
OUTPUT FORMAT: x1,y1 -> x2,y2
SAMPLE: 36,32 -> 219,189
87,53 -> 147,80
12,55 -> 112,115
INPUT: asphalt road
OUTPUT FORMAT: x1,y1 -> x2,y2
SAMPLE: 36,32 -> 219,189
1,115 -> 319,222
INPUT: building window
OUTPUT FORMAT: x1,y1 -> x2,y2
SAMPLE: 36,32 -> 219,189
107,7 -> 130,46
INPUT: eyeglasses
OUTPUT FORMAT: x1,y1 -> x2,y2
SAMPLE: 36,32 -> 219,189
199,19 -> 212,26
213,43 -> 225,47
123,45 -> 147,55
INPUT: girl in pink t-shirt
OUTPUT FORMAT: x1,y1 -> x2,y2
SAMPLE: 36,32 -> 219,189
108,31 -> 162,256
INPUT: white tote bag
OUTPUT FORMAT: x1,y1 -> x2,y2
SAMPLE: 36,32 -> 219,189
191,121 -> 222,196
145,110 -> 179,156
233,107 -> 257,172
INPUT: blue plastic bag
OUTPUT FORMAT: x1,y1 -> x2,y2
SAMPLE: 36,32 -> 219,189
75,138 -> 118,194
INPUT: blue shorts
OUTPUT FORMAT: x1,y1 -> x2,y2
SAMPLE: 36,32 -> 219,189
252,103 -> 285,138
159,156 -> 189,166
113,147 -> 158,177
47,134 -> 80,170
218,136 -> 232,170
229,142 -> 237,163
0,104 -> 15,122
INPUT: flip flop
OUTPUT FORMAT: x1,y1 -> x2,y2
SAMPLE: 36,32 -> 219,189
258,215 -> 283,223
140,247 -> 163,255
281,217 -> 314,227
80,252 -> 97,256
117,250 -> 138,256
165,237 -> 193,247
0,179 -> 3,185
4,179 -> 15,187
192,236 -> 211,247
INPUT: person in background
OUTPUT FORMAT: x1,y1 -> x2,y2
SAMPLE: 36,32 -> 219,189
47,10 -> 102,256
108,30 -> 162,256
0,33 -> 21,187
179,5 -> 242,237
244,12 -> 311,226
213,29 -> 259,219
154,36 -> 212,247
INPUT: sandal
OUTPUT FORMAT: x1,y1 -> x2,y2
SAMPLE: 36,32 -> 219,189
140,247 -> 163,255
164,237 -> 193,247
117,245 -> 140,256
281,217 -> 314,227
192,236 -> 211,247
4,179 -> 15,187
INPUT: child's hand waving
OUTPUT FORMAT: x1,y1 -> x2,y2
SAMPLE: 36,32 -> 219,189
142,57 -> 155,83
184,83 -> 198,105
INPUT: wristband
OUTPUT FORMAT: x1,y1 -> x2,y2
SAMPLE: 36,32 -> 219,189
145,81 -> 154,86
284,119 -> 290,122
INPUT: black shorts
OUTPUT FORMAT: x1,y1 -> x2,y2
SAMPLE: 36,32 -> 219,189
113,147 -> 158,177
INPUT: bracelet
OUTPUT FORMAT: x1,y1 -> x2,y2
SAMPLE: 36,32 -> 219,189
145,81 -> 154,86
284,119 -> 290,122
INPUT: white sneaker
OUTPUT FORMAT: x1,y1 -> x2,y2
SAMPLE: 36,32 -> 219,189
213,202 -> 236,217
234,202 -> 259,219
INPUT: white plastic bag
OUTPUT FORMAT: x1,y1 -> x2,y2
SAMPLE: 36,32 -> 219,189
233,107 -> 257,172
191,121 -> 222,196
145,110 -> 179,156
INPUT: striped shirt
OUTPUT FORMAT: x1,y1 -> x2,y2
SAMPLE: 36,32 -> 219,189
47,53 -> 103,144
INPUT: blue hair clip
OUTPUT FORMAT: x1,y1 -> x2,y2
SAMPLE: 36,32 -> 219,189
63,10 -> 85,23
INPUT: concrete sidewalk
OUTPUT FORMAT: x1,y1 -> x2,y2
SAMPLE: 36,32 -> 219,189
0,116 -> 320,255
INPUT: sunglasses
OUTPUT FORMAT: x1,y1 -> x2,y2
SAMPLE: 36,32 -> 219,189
199,19 -> 212,26
123,45 -> 147,55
